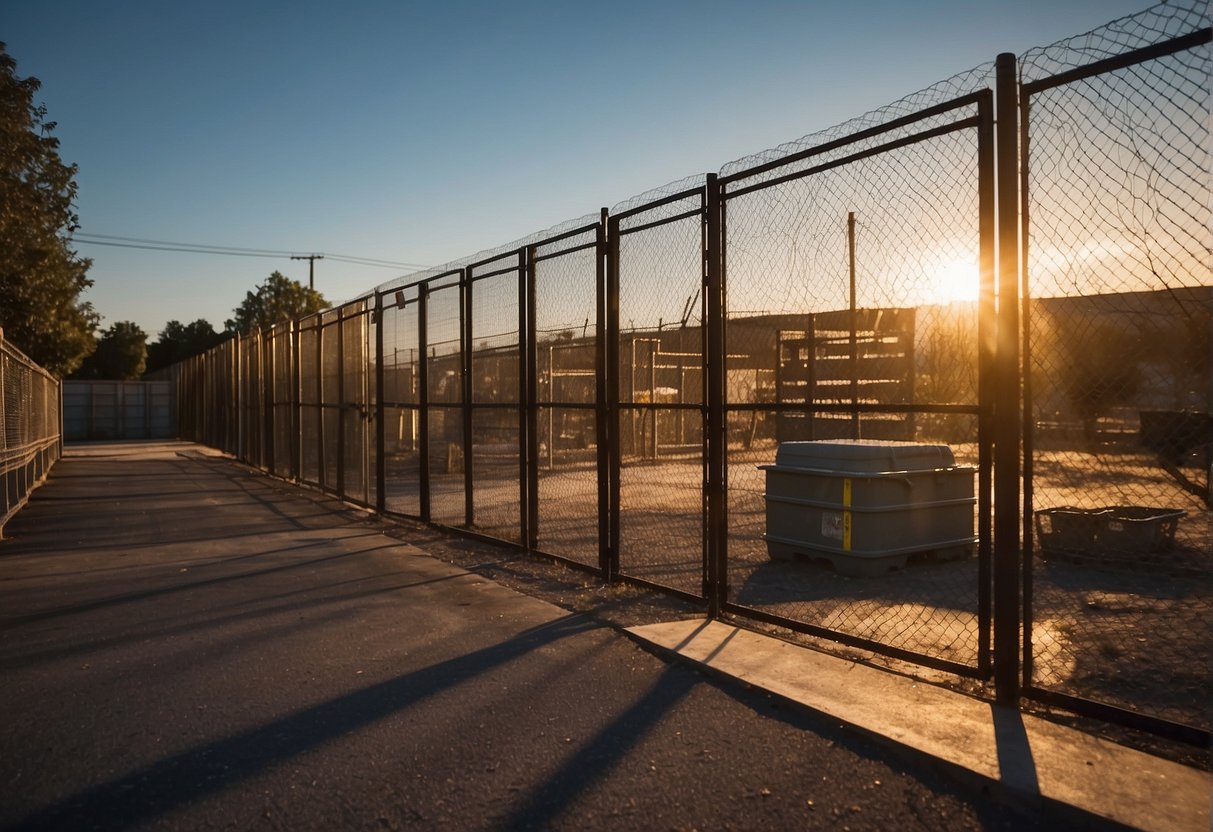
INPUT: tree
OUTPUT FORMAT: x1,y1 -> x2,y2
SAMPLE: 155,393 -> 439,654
0,43 -> 97,376
145,318 -> 227,374
74,321 -> 148,380
225,271 -> 329,334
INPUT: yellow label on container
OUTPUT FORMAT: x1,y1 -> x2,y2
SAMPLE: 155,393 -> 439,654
842,477 -> 852,552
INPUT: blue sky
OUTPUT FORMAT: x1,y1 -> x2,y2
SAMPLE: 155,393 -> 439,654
4,0 -> 1150,338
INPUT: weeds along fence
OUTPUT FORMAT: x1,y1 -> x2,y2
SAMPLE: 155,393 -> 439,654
170,3 -> 1212,746
0,329 -> 62,536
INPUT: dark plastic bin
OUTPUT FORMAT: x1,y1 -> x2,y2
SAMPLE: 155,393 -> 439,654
1095,506 -> 1185,555
1035,505 -> 1185,558
1034,506 -> 1103,556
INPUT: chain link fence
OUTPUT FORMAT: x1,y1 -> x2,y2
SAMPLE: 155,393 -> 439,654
1020,3 -> 1211,737
168,1 -> 1210,743
531,222 -> 605,569
610,184 -> 708,597
718,73 -> 994,675
1,330 -> 61,536
380,282 -> 422,518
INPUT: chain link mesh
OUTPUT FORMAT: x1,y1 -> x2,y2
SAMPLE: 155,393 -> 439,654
298,316 -> 321,486
533,227 -> 601,568
1,334 -> 61,532
381,285 -> 422,517
242,331 -> 264,468
722,86 -> 988,670
468,261 -> 522,543
425,278 -> 465,528
1022,2 -> 1211,731
614,191 -> 706,596
340,301 -> 372,506
270,322 -> 293,480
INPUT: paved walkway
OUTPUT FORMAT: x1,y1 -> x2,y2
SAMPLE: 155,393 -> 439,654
627,619 -> 1210,831
0,441 -> 1206,830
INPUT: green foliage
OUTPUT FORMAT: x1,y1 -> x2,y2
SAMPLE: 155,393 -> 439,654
0,43 -> 97,376
145,318 -> 227,374
74,321 -> 148,380
225,271 -> 329,334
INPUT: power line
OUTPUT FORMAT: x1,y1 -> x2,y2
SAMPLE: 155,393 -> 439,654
72,232 -> 430,270
73,239 -> 286,258
73,233 -> 293,255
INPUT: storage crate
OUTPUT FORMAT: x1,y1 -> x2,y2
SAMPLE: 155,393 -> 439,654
760,440 -> 976,577
1034,506 -> 1103,556
1035,505 -> 1185,559
1095,506 -> 1185,555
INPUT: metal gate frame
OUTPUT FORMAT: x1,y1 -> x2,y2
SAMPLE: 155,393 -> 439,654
607,185 -> 711,603
1018,26 -> 1213,748
711,88 -> 1006,683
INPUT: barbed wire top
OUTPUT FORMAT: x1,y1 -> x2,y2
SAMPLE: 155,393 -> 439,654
717,61 -> 994,187
1020,0 -> 1210,83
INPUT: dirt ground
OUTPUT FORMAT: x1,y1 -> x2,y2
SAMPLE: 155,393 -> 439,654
376,438 -> 1210,766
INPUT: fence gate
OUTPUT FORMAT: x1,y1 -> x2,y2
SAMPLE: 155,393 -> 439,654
527,219 -> 608,572
716,89 -> 998,678
466,253 -> 526,544
340,300 -> 374,508
607,185 -> 710,601
1019,17 -> 1212,744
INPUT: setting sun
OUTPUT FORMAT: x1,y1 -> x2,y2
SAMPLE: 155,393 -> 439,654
931,256 -> 980,303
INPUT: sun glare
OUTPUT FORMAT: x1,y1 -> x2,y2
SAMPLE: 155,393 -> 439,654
931,257 -> 980,304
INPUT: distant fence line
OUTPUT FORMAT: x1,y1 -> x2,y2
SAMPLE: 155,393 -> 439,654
167,3 -> 1211,747
0,329 -> 61,537
62,381 -> 176,442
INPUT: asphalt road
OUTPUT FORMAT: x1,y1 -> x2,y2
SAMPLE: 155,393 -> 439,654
0,443 -> 1039,830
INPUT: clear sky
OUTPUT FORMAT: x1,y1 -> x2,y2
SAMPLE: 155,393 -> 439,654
3,0 -> 1150,339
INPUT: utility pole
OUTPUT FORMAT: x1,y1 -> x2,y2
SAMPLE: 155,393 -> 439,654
291,254 -> 324,290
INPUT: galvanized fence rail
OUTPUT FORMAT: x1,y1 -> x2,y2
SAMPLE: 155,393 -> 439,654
170,2 -> 1211,747
0,329 -> 62,536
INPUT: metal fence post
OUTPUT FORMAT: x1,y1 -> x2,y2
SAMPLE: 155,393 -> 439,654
1018,84 -> 1035,693
976,88 -> 996,679
705,173 -> 726,617
291,320 -> 301,481
375,293 -> 386,513
418,283 -> 431,522
336,306 -> 346,498
523,247 -> 540,550
56,376 -> 63,460
316,318 -> 326,489
595,209 -> 611,577
265,329 -> 275,474
605,213 -> 622,578
461,271 -> 474,528
994,51 -> 1022,705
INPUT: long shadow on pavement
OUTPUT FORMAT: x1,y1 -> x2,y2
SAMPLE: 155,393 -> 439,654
497,665 -> 697,830
2,534 -> 393,627
6,614 -> 600,832
0,571 -> 473,672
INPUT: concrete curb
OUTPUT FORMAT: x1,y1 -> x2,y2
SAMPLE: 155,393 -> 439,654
624,618 -> 1210,832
